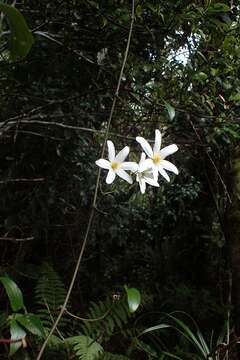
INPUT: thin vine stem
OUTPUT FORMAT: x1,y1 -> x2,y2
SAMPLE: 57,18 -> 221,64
36,1 -> 135,358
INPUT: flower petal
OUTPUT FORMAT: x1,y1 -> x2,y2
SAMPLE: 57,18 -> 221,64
107,140 -> 115,161
145,177 -> 159,187
153,129 -> 162,153
115,146 -> 129,162
116,168 -> 133,184
139,158 -> 153,173
106,169 -> 116,184
161,159 -> 179,175
136,137 -> 153,158
153,166 -> 159,181
160,144 -> 178,159
139,178 -> 146,194
95,159 -> 111,169
122,161 -> 138,172
144,171 -> 154,180
140,152 -> 146,164
158,166 -> 170,182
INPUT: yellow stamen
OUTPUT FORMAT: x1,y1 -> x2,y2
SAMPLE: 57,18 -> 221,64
152,153 -> 161,165
111,161 -> 120,170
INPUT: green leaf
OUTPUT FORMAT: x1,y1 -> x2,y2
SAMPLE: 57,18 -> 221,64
166,314 -> 207,357
229,93 -> 240,102
0,3 -> 34,60
136,339 -> 158,358
87,1 -> 99,9
193,72 -> 208,81
161,352 -> 184,360
136,4 -> 142,17
164,101 -> 175,120
207,3 -> 231,14
9,319 -> 26,356
140,323 -> 171,336
15,313 -> 45,337
124,286 -> 141,313
67,335 -> 103,360
0,276 -> 24,312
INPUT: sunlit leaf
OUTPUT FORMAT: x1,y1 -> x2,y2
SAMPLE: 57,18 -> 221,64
9,319 -> 26,356
140,323 -> 170,336
193,72 -> 208,81
124,286 -> 141,313
0,276 -> 24,312
207,3 -> 231,14
164,101 -> 175,120
15,313 -> 45,337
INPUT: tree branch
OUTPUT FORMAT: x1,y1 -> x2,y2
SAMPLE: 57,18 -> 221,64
0,178 -> 44,184
0,236 -> 34,242
36,1 -> 135,358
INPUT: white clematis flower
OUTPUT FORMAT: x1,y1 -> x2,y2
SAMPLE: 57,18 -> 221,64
95,140 -> 138,184
136,129 -> 179,182
136,153 -> 159,194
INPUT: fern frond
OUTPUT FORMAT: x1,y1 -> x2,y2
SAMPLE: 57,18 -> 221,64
34,262 -> 70,331
80,297 -> 131,340
68,335 -> 103,360
35,262 -> 66,307
40,335 -> 68,359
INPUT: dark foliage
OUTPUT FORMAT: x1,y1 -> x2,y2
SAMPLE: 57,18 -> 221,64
0,0 -> 240,358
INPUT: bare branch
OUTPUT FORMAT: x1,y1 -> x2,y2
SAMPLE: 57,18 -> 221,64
0,236 -> 34,242
36,1 -> 135,358
0,178 -> 44,184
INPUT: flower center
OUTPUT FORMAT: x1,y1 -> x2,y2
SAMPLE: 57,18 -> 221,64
152,153 -> 161,165
111,161 -> 120,170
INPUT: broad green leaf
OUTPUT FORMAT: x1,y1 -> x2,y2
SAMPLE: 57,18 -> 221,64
164,101 -> 175,120
0,3 -> 34,60
207,3 -> 231,14
15,313 -> 44,337
124,286 -> 141,313
193,72 -> 208,81
9,319 -> 26,356
229,93 -> 240,102
0,276 -> 24,312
